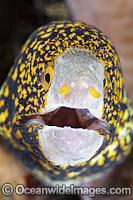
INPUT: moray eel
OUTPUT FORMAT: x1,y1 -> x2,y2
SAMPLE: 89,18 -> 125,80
0,21 -> 133,186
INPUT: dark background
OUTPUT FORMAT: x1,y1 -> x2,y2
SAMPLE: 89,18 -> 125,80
0,0 -> 71,86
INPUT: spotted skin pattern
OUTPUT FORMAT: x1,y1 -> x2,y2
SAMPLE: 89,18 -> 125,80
0,21 -> 133,186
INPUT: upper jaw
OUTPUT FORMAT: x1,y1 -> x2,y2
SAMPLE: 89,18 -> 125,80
43,48 -> 105,120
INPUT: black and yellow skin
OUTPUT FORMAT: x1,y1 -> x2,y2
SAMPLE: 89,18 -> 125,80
0,21 -> 133,186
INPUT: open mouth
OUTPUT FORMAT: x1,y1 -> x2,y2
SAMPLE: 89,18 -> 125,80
27,107 -> 105,130
24,107 -> 107,167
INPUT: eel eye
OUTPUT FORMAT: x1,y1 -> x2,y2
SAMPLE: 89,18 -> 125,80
45,73 -> 50,83
42,66 -> 54,90
103,78 -> 106,87
44,66 -> 54,85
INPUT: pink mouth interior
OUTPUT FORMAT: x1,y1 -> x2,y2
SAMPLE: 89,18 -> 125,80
43,107 -> 103,130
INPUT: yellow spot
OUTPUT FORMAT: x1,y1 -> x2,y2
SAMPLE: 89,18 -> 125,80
27,53 -> 32,61
113,110 -> 117,115
110,155 -> 116,161
8,66 -> 14,77
20,88 -> 27,99
107,150 -> 117,158
123,145 -> 131,155
30,38 -> 37,48
19,105 -> 24,113
123,110 -> 128,121
12,67 -> 18,81
75,161 -> 87,167
89,87 -> 100,98
69,33 -> 76,39
126,135 -> 131,144
0,100 -> 5,108
12,94 -> 15,100
20,69 -> 25,79
37,30 -> 45,36
41,32 -> 51,39
67,171 -> 80,178
44,54 -> 51,61
16,129 -> 22,139
116,154 -> 121,161
20,63 -> 25,72
74,22 -> 83,26
58,84 -> 69,96
120,139 -> 125,147
89,154 -> 101,166
25,47 -> 29,55
38,44 -> 45,51
0,126 -> 12,140
0,109 -> 9,123
27,86 -> 32,93
77,36 -> 82,40
25,104 -> 31,112
18,57 -> 22,64
55,40 -> 60,46
4,85 -> 9,97
70,28 -> 75,32
97,156 -> 105,166
28,127 -> 32,132
56,24 -> 65,28
15,97 -> 19,107
31,51 -> 37,68
33,87 -> 37,92
45,45 -> 50,50
108,113 -> 112,119
46,27 -> 54,32
33,41 -> 42,50
84,31 -> 89,35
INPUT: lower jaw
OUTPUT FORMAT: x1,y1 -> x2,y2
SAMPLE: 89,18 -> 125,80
38,125 -> 104,167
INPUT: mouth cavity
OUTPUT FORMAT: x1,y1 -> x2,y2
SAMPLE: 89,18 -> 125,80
25,107 -> 105,131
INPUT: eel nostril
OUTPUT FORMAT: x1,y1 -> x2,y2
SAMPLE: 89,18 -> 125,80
58,84 -> 69,96
89,87 -> 100,98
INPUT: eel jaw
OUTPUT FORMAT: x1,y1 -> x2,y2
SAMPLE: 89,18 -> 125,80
27,107 -> 105,167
